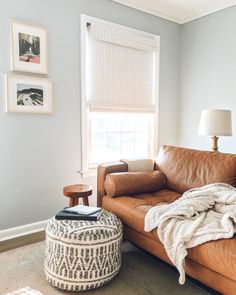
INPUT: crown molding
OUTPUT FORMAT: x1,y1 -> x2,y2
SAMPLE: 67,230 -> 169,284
180,0 -> 236,24
112,0 -> 236,25
112,0 -> 182,24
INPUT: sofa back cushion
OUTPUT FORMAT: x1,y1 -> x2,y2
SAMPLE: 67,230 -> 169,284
105,171 -> 166,197
156,145 -> 236,193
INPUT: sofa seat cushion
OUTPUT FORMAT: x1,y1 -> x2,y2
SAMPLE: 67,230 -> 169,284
103,190 -> 236,282
188,238 -> 236,282
103,189 -> 181,240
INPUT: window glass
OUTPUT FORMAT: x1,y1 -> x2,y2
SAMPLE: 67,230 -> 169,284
89,112 -> 154,166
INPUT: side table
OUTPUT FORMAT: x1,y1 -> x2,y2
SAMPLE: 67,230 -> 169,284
63,184 -> 93,207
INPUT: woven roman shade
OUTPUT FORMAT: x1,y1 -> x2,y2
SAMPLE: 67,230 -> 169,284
86,21 -> 159,113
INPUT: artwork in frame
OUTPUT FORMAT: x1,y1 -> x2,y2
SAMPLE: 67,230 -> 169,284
5,74 -> 53,114
10,20 -> 48,74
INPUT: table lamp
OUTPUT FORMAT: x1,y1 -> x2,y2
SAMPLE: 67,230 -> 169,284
198,109 -> 232,152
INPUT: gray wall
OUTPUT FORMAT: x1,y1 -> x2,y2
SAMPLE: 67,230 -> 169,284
179,6 -> 236,153
0,0 -> 180,230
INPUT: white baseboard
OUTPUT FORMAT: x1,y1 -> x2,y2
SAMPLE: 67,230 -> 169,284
0,220 -> 48,242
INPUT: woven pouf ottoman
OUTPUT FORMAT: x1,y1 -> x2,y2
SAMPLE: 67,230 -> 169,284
44,210 -> 123,291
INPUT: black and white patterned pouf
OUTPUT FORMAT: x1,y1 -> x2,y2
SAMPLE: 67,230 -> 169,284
44,210 -> 123,291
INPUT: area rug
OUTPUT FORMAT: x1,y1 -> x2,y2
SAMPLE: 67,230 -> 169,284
5,287 -> 43,295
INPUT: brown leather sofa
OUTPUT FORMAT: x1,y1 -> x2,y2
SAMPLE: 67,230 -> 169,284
97,145 -> 236,295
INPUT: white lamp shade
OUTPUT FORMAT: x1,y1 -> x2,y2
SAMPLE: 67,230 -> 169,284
198,109 -> 232,136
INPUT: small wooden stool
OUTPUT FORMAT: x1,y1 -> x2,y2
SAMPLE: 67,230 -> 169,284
63,184 -> 93,207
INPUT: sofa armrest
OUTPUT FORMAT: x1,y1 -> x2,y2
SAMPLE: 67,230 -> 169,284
97,161 -> 128,206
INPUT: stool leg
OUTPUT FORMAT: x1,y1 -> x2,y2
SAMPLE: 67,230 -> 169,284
82,196 -> 89,206
74,198 -> 79,206
69,197 -> 75,207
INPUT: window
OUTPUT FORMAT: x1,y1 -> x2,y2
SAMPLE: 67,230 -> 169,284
90,112 -> 154,166
81,15 -> 160,176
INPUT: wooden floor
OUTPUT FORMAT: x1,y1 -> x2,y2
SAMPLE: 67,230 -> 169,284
0,231 -> 45,253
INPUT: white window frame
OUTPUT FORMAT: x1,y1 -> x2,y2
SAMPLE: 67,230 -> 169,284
80,14 -> 160,178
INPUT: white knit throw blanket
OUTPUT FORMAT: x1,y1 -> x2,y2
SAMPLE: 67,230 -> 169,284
144,183 -> 236,285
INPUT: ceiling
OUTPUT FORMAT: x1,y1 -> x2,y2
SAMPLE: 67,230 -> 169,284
112,0 -> 236,24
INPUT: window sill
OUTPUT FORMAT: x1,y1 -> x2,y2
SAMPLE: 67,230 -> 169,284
79,169 -> 97,178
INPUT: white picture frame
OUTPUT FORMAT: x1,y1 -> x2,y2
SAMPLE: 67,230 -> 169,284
5,74 -> 53,114
10,20 -> 48,74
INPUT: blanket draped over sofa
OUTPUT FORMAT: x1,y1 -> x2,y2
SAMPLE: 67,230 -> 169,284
145,183 -> 236,285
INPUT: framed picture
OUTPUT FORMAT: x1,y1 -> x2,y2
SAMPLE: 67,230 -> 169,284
5,74 -> 53,114
10,20 -> 48,74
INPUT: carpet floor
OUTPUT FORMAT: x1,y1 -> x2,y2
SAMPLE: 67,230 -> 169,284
0,241 -> 211,295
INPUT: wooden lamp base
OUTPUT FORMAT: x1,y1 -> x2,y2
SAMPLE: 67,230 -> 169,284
211,136 -> 219,152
